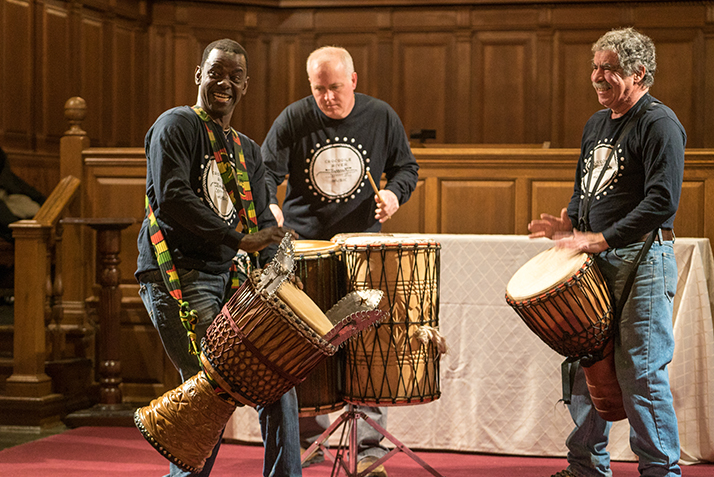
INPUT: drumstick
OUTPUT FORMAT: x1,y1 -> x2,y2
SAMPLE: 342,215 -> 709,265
367,171 -> 390,221
367,171 -> 383,203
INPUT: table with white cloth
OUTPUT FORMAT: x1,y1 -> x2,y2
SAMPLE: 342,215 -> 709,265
224,235 -> 714,464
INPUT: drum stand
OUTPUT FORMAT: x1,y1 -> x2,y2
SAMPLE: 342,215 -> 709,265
301,403 -> 443,477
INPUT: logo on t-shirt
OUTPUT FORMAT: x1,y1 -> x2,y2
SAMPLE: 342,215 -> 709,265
202,157 -> 236,221
307,137 -> 369,202
581,138 -> 621,199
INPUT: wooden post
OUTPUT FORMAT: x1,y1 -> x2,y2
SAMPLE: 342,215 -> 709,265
62,217 -> 137,426
0,221 -> 64,428
59,97 -> 91,328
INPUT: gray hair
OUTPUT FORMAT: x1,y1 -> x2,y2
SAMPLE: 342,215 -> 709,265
306,46 -> 355,76
592,27 -> 656,87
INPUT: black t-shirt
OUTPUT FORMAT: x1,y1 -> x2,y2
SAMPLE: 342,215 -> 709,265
262,93 -> 419,240
567,94 -> 686,248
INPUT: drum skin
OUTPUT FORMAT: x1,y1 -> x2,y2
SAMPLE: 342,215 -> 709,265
505,246 -> 625,422
338,233 -> 442,405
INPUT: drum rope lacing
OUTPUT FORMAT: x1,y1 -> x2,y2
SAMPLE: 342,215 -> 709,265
342,240 -> 443,404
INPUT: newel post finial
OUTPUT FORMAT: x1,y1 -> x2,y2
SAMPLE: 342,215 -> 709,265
64,97 -> 87,136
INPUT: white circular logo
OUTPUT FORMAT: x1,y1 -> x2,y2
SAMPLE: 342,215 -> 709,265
202,160 -> 235,220
582,143 -> 619,197
310,144 -> 365,199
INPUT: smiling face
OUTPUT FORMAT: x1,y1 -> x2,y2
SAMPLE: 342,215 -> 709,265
195,48 -> 249,129
308,57 -> 357,120
591,49 -> 647,118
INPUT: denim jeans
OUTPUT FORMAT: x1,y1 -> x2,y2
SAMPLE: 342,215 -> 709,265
564,241 -> 681,477
139,268 -> 302,477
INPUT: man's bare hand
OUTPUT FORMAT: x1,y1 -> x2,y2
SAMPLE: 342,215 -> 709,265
528,208 -> 573,240
554,230 -> 609,254
375,189 -> 399,223
240,226 -> 298,253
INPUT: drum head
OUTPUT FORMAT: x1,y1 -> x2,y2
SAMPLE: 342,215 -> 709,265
294,240 -> 340,257
276,280 -> 334,337
334,233 -> 439,248
506,246 -> 589,301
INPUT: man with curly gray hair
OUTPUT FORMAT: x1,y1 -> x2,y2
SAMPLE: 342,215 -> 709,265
529,27 -> 684,477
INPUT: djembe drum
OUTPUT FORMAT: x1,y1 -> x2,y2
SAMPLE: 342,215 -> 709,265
505,246 -> 625,421
335,233 -> 444,405
134,269 -> 385,473
293,240 -> 347,416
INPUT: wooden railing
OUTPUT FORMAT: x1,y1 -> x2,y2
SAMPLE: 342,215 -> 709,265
0,175 -> 80,427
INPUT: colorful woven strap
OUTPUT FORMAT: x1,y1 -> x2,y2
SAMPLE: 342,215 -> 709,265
191,106 -> 258,235
145,197 -> 201,358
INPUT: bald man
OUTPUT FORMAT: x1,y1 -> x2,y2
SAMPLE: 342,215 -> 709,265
262,46 -> 419,477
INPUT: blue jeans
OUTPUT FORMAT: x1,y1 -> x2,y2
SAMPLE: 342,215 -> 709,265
564,241 -> 681,477
139,268 -> 302,477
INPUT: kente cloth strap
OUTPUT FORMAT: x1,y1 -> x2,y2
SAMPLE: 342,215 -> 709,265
190,106 -> 258,235
145,196 -> 201,358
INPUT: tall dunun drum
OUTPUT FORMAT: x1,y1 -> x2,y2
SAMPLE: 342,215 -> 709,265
505,246 -> 625,421
335,233 -> 444,405
135,274 -> 338,473
293,240 -> 347,416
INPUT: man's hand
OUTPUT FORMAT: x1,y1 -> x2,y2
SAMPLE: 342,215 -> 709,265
269,204 -> 284,227
528,208 -> 573,239
375,189 -> 399,223
240,226 -> 298,253
554,230 -> 609,254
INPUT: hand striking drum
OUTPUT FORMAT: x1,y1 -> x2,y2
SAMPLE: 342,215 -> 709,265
505,246 -> 625,421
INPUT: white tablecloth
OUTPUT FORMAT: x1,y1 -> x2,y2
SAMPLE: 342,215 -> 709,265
224,235 -> 714,464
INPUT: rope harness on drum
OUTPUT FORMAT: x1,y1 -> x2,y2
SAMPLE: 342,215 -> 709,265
145,106 -> 258,364
563,100 -> 661,408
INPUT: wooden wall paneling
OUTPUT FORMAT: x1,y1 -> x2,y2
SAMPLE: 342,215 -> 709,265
147,26 -> 173,128
238,33 -> 272,142
112,24 -> 134,147
644,29 -> 700,146
472,31 -> 537,144
454,9 -> 472,143
440,179 -> 516,234
83,154 -> 146,286
267,35 -> 302,134
675,180 -> 705,239
706,17 -> 714,149
393,32 -> 455,143
552,30 -> 604,148
530,179 -> 574,229
38,2 -> 72,152
79,13 -> 106,144
534,25 -> 554,147
313,33 -> 379,101
2,0 -> 33,150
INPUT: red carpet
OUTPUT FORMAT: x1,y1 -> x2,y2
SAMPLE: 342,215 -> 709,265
0,427 -> 712,476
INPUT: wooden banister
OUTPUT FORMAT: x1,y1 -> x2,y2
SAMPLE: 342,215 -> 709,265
0,175 -> 81,427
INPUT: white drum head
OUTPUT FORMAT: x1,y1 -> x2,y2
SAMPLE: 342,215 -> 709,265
294,240 -> 340,257
506,247 -> 589,301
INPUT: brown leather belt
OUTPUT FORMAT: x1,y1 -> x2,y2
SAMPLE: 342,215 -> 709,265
637,228 -> 673,243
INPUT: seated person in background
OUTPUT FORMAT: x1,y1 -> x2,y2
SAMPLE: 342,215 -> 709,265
0,146 -> 45,244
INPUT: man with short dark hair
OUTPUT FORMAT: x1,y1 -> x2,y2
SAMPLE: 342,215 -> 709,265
136,38 -> 301,477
